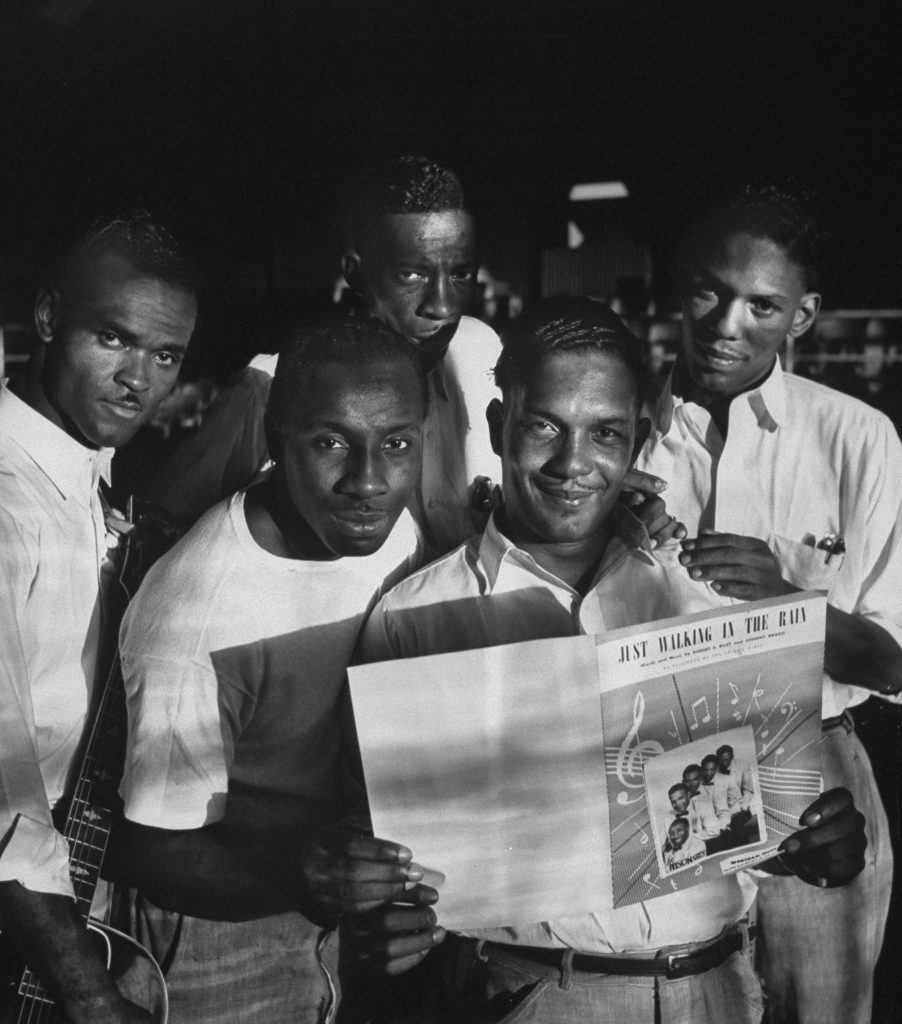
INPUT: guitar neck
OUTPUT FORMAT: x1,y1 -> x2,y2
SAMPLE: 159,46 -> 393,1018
62,666 -> 128,922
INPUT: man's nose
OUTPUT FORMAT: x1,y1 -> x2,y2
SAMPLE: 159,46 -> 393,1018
340,450 -> 389,498
546,433 -> 593,479
421,275 -> 454,321
713,298 -> 744,339
115,351 -> 151,392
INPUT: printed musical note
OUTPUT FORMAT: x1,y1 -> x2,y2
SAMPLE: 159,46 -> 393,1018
640,832 -> 648,845
642,872 -> 662,892
668,709 -> 681,741
694,864 -> 703,876
728,682 -> 740,705
688,697 -> 711,731
615,692 -> 665,805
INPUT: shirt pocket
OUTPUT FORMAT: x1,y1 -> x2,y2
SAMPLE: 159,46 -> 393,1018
769,533 -> 844,593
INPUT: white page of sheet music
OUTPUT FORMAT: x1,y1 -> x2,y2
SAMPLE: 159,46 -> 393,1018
349,634 -> 612,931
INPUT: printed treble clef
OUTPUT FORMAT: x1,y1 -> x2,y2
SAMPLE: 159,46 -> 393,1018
615,691 -> 664,805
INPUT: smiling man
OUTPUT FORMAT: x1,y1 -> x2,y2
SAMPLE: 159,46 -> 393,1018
0,211 -> 197,1024
115,317 -> 430,1023
637,179 -> 902,1024
351,298 -> 867,1024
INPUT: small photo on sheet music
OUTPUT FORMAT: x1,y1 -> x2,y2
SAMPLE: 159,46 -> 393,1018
644,726 -> 765,878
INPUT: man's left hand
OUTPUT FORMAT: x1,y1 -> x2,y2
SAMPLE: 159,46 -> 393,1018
679,529 -> 798,600
772,787 -> 867,887
620,469 -> 687,546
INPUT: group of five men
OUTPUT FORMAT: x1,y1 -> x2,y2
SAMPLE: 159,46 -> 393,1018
0,157 -> 898,1024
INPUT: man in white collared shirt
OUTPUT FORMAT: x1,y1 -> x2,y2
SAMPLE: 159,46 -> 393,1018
354,298 -> 866,1024
0,211 -> 197,1024
636,179 -> 902,1024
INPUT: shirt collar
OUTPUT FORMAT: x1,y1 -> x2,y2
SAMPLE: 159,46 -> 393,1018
653,358 -> 787,438
0,383 -> 113,500
478,503 -> 655,595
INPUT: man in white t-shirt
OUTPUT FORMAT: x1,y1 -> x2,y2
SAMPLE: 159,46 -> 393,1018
116,317 -> 438,1024
350,298 -> 866,1024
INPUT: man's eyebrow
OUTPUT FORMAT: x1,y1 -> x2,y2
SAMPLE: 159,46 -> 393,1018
301,419 -> 423,433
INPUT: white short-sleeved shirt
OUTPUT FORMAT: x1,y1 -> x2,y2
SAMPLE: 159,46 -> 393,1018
119,492 -> 421,834
0,385 -> 114,897
358,510 -> 756,954
636,361 -> 902,718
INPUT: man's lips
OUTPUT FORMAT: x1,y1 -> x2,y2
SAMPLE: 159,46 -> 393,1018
102,396 -> 143,417
692,343 -> 746,367
536,482 -> 601,505
330,507 -> 392,532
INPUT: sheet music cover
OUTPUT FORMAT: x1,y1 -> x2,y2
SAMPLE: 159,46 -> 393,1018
598,592 -> 825,908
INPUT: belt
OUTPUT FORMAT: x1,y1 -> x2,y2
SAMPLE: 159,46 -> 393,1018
481,924 -> 745,980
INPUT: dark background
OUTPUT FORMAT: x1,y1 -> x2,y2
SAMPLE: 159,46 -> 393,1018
2,2 -> 901,1019
3,0 -> 902,370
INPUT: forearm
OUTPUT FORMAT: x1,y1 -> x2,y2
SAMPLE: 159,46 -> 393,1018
825,604 -> 902,695
0,882 -> 129,1023
111,819 -> 313,922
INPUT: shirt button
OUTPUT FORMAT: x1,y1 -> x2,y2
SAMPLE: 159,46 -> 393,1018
428,500 -> 436,509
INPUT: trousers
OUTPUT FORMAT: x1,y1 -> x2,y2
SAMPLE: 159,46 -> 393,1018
126,892 -> 339,1024
755,719 -> 892,1024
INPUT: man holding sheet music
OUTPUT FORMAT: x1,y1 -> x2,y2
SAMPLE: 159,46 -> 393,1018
351,298 -> 866,1024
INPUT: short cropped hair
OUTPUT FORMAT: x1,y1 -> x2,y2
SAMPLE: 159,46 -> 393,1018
494,297 -> 650,410
668,783 -> 689,800
683,763 -> 702,777
51,209 -> 197,294
346,155 -> 466,251
679,178 -> 829,291
715,744 -> 734,758
267,315 -> 428,430
701,755 -> 719,769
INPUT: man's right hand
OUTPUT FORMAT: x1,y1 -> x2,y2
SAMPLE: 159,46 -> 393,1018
347,900 -> 446,976
63,992 -> 154,1024
300,827 -> 431,915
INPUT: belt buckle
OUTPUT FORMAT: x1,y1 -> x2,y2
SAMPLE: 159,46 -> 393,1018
665,951 -> 695,979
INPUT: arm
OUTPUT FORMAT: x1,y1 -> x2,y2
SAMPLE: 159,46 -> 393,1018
0,883 -> 151,1024
677,531 -> 902,694
111,816 -> 429,925
620,469 -> 688,546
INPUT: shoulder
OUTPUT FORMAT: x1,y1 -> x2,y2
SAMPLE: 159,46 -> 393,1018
454,316 -> 501,350
783,372 -> 898,438
376,536 -> 482,613
123,498 -> 239,632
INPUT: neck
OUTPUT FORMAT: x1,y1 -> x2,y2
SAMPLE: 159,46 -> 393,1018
245,478 -> 338,561
501,512 -> 615,594
675,356 -> 776,440
18,353 -> 98,448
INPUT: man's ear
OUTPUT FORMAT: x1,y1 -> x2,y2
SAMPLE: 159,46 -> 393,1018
341,251 -> 363,294
631,416 -> 652,464
487,398 -> 505,458
789,292 -> 821,340
34,288 -> 59,344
